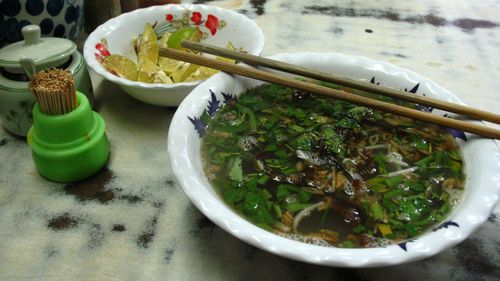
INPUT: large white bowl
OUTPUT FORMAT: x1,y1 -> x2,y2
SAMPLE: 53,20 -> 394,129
168,52 -> 500,267
83,4 -> 264,106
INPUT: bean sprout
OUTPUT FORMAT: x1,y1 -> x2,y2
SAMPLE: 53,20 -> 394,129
364,144 -> 388,150
385,166 -> 419,177
293,201 -> 327,233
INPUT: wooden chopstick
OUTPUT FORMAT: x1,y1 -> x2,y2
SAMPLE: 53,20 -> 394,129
159,46 -> 500,139
181,40 -> 500,125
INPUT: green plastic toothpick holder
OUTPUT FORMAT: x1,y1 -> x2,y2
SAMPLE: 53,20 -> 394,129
27,92 -> 109,182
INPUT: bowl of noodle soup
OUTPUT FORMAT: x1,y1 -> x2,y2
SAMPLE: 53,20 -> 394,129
168,52 -> 500,267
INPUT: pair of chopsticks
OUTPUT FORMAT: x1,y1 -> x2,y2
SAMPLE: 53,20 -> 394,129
159,41 -> 500,139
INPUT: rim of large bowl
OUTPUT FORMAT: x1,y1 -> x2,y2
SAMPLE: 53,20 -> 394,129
83,3 -> 265,90
168,52 -> 500,267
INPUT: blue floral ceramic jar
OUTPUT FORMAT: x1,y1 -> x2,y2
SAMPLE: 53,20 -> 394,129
0,0 -> 84,46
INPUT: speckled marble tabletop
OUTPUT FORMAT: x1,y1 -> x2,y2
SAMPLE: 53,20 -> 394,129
1,0 -> 499,280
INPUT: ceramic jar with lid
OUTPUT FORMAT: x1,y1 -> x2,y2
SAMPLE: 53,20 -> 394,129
0,24 -> 93,137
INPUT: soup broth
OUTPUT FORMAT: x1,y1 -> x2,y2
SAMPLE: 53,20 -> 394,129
201,83 -> 464,248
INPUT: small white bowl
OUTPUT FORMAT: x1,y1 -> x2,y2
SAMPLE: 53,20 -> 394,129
83,4 -> 264,106
168,52 -> 500,267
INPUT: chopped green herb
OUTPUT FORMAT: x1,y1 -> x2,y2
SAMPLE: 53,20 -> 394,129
339,240 -> 356,248
374,153 -> 388,175
257,174 -> 270,185
369,202 -> 384,221
228,157 -> 243,182
286,202 -> 313,213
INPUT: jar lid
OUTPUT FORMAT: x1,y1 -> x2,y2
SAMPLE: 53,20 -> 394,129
0,25 -> 76,72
